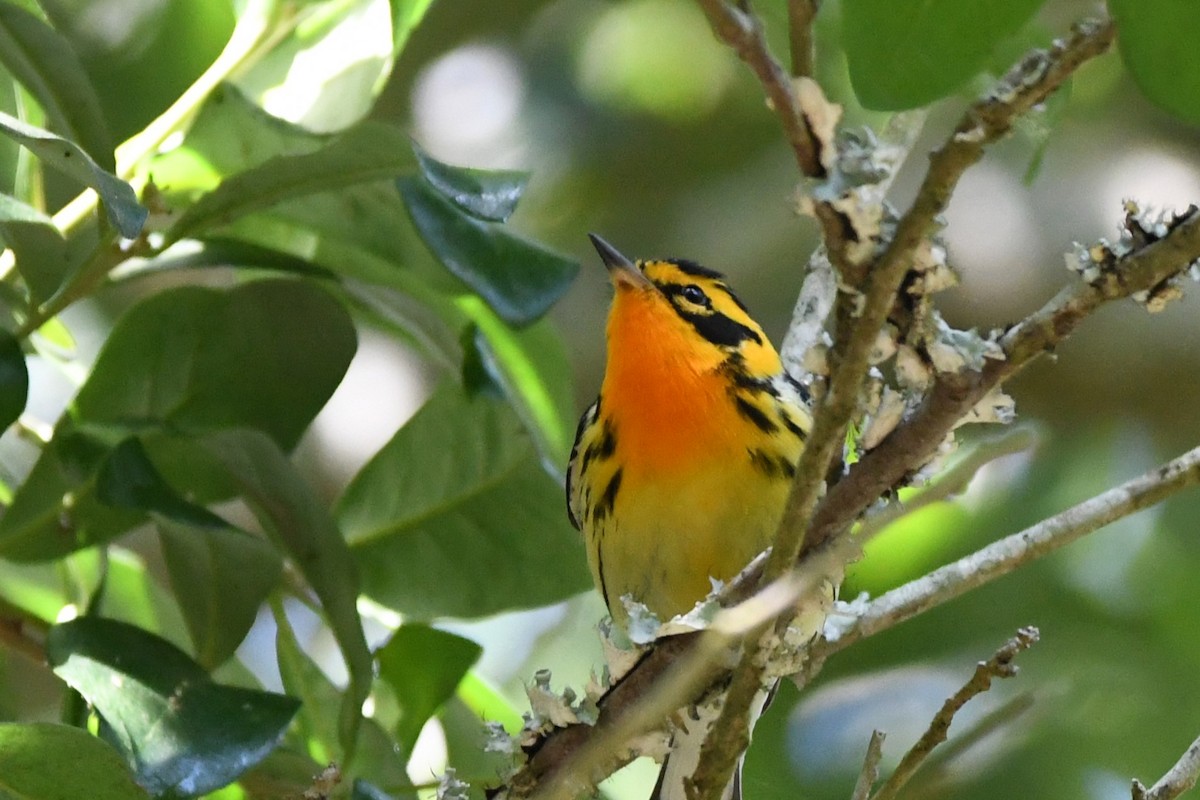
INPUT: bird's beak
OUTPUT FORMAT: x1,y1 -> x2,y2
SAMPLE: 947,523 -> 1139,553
589,233 -> 652,290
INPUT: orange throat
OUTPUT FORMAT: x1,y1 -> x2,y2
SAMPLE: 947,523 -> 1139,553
600,287 -> 736,474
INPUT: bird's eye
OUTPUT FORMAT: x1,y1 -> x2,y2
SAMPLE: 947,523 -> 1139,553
681,284 -> 708,305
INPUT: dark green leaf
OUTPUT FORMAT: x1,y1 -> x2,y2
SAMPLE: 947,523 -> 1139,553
1110,0 -> 1200,124
0,1 -> 113,169
842,0 -> 1046,109
201,430 -> 372,758
400,177 -> 578,326
0,722 -> 149,800
413,144 -> 529,222
339,384 -> 590,619
0,280 -> 356,561
377,624 -> 481,752
0,327 -> 27,432
165,121 -> 415,244
0,192 -> 71,302
46,617 -> 298,798
0,110 -> 144,236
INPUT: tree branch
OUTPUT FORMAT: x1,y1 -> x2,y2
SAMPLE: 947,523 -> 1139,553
869,628 -> 1039,800
689,19 -> 1119,796
787,0 -> 820,78
1133,734 -> 1200,800
850,730 -> 886,800
821,443 -> 1200,654
693,0 -> 824,177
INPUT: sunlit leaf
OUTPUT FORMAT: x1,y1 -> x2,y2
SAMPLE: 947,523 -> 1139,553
0,327 -> 27,432
842,0 -> 1046,109
233,0 -> 393,133
339,384 -> 590,619
0,111 -> 145,236
0,722 -> 149,800
414,144 -> 529,222
47,617 -> 298,798
0,1 -> 113,168
166,121 -> 414,244
377,624 -> 481,752
400,177 -> 578,326
1110,0 -> 1200,124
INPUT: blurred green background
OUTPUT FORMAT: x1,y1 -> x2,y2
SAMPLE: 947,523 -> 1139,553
6,0 -> 1200,798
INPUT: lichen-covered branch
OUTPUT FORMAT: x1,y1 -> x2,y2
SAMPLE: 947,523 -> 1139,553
869,628 -> 1039,800
807,204 -> 1200,554
1133,734 -> 1200,800
821,443 -> 1200,654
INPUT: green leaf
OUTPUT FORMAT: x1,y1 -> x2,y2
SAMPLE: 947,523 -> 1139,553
200,429 -> 372,758
0,110 -> 144,236
400,177 -> 578,326
232,0 -> 394,134
0,722 -> 149,800
165,121 -> 415,244
46,617 -> 299,798
339,384 -> 590,619
0,1 -> 113,169
273,601 -> 344,765
91,436 -> 293,667
459,297 -> 576,468
0,280 -> 356,561
0,192 -> 71,302
413,144 -> 529,222
391,0 -> 436,54
38,0 -> 234,144
159,517 -> 283,670
0,327 -> 27,432
76,278 -> 354,447
377,624 -> 481,752
1110,0 -> 1200,124
842,0 -> 1046,109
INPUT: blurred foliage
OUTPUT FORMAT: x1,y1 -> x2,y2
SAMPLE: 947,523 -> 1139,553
0,0 -> 1195,799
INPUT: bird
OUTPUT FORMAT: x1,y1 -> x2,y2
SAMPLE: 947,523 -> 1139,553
566,234 -> 812,800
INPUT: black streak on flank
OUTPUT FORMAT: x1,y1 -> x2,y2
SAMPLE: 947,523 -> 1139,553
748,449 -> 796,480
592,468 -> 624,523
734,395 -> 778,434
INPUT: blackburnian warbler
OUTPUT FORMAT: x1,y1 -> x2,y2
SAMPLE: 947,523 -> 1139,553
566,235 -> 812,800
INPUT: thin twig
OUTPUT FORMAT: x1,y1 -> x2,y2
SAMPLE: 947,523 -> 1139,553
855,427 -> 1039,542
821,443 -> 1200,655
869,628 -> 1039,800
787,0 -> 820,78
851,730 -> 886,800
1133,734 -> 1200,800
693,0 -> 823,176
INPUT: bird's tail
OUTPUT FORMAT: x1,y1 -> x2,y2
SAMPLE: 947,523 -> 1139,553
650,685 -> 772,800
